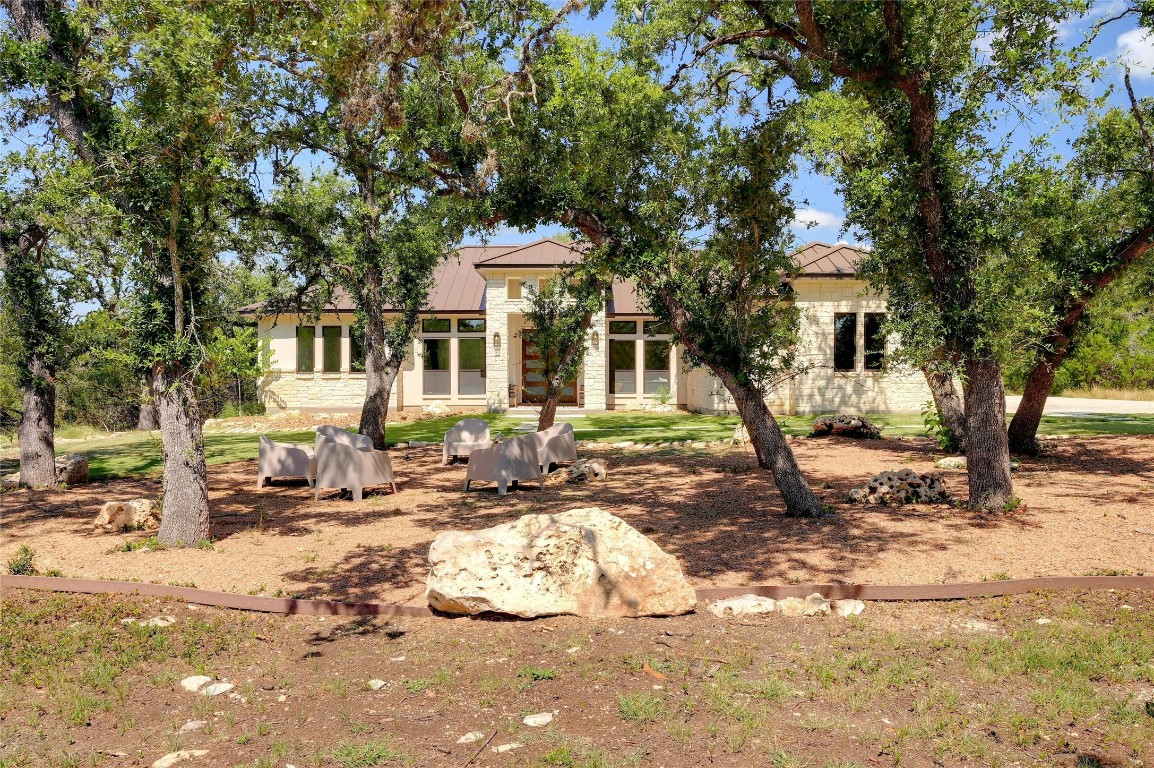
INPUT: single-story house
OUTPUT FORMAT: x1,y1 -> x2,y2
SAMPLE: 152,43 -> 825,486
244,238 -> 930,415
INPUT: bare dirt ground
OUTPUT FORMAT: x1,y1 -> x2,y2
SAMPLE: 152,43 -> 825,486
3,435 -> 1152,604
2,588 -> 1152,768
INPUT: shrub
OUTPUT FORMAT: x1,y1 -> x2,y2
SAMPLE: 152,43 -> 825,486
7,544 -> 36,575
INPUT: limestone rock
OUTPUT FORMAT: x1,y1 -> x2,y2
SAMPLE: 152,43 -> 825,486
199,682 -> 234,697
848,468 -> 949,505
810,415 -> 883,440
180,675 -> 212,693
567,458 -> 607,482
832,599 -> 866,618
777,593 -> 830,617
422,400 -> 451,416
94,499 -> 160,532
56,454 -> 89,485
367,679 -> 386,690
934,456 -> 1019,471
152,751 -> 209,768
492,743 -> 524,754
425,507 -> 697,618
707,594 -> 777,617
457,731 -> 486,744
523,712 -> 554,727
178,720 -> 206,734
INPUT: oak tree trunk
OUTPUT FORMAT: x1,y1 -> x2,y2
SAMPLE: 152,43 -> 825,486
137,374 -> 160,430
962,358 -> 1014,512
719,372 -> 822,517
19,353 -> 57,488
924,365 -> 967,452
537,379 -> 561,431
358,296 -> 401,450
153,364 -> 210,547
1007,357 -> 1060,456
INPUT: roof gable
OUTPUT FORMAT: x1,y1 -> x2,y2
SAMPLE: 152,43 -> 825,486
792,241 -> 868,276
473,237 -> 585,268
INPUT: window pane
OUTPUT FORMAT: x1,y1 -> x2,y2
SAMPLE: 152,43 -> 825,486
834,313 -> 857,371
423,338 -> 450,395
864,313 -> 885,370
457,318 -> 486,333
507,279 -> 521,300
459,338 -> 486,395
350,327 -> 366,372
609,339 -> 636,394
643,340 -> 670,395
609,320 -> 637,334
296,326 -> 314,373
422,318 -> 450,333
643,320 -> 670,335
322,326 -> 342,373
424,339 -> 450,370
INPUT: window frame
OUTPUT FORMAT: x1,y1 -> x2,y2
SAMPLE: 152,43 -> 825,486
833,313 -> 858,372
864,312 -> 886,371
296,325 -> 315,373
321,325 -> 342,374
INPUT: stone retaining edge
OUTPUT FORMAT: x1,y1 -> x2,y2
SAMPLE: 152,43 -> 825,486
4,574 -> 1152,616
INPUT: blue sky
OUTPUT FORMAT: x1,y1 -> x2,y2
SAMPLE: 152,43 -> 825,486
478,1 -> 1154,249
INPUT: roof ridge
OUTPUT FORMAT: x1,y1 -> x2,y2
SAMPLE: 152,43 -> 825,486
473,236 -> 578,265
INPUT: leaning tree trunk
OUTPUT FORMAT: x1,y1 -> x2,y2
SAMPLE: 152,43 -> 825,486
962,358 -> 1014,512
924,365 -> 967,453
153,364 -> 210,547
137,374 -> 160,430
1007,355 -> 1061,456
718,371 -> 822,517
537,377 -> 562,432
18,353 -> 57,488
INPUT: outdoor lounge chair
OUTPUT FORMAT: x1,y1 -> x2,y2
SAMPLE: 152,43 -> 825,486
313,426 -> 397,501
256,435 -> 316,489
442,418 -> 492,465
532,422 -> 577,473
463,433 -> 543,496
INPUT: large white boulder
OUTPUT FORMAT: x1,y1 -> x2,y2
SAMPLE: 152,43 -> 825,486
425,507 -> 697,618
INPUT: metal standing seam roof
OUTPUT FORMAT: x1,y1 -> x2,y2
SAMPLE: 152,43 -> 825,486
239,238 -> 864,316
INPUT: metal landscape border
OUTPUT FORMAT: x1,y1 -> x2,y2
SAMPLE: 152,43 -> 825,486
4,574 -> 1153,617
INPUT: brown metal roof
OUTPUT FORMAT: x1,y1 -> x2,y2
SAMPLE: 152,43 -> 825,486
792,241 -> 866,276
240,239 -> 862,316
473,237 -> 585,268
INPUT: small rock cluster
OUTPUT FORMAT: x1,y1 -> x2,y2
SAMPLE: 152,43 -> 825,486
848,468 -> 948,505
564,458 -> 607,482
708,593 -> 865,619
810,415 -> 883,440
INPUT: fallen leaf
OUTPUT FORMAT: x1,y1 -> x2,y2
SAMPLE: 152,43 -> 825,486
642,661 -> 667,681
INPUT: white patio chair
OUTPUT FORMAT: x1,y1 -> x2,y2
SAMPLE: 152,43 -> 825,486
463,433 -> 543,496
532,422 -> 577,473
442,418 -> 492,465
313,426 -> 397,501
256,435 -> 316,489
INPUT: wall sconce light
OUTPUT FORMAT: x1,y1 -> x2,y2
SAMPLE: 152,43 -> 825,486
493,332 -> 501,351
590,330 -> 600,350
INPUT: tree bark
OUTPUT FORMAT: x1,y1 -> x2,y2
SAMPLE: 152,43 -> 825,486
1007,356 -> 1060,456
962,358 -> 1014,512
358,283 -> 402,450
137,374 -> 160,430
153,363 -> 210,547
923,365 -> 966,452
537,380 -> 561,431
18,352 -> 57,488
719,372 -> 822,516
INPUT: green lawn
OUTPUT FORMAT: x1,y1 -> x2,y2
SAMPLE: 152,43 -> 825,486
2,410 -> 1151,482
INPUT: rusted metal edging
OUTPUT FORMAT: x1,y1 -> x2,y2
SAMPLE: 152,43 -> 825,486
4,574 -> 1152,616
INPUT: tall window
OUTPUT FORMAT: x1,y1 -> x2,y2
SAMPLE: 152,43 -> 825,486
864,313 -> 886,371
833,313 -> 857,371
643,340 -> 670,394
322,326 -> 342,373
423,339 -> 451,395
609,339 -> 636,394
506,279 -> 522,300
296,326 -> 315,373
350,326 -> 366,372
458,338 -> 486,395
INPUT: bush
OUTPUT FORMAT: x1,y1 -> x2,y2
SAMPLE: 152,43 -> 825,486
7,545 -> 36,575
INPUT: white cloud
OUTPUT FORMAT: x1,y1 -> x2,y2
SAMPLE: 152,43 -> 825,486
792,208 -> 844,230
1116,27 -> 1154,79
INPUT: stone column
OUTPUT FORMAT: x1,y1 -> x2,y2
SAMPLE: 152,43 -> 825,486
486,279 -> 511,412
668,343 -> 679,406
583,309 -> 608,411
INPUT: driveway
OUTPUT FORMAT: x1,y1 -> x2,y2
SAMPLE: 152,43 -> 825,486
1005,395 -> 1154,416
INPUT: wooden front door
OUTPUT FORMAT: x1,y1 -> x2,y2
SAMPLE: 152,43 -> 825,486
521,339 -> 578,404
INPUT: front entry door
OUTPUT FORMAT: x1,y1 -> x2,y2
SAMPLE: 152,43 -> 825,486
521,339 -> 578,404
